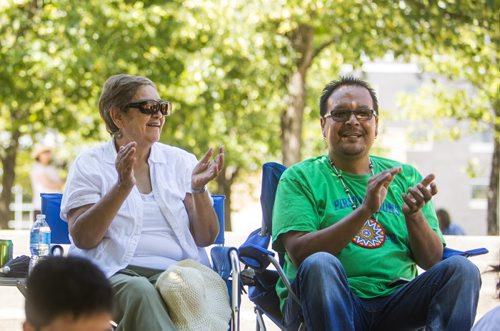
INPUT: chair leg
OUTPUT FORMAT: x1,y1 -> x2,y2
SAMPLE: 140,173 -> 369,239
16,282 -> 27,297
255,307 -> 267,331
229,249 -> 241,331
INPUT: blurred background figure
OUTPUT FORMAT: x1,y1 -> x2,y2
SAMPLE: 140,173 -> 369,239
437,208 -> 466,235
30,145 -> 65,215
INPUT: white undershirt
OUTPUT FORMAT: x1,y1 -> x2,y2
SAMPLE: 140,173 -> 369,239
129,191 -> 184,270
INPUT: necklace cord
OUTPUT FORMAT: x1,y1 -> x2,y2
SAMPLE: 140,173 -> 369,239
329,158 -> 379,222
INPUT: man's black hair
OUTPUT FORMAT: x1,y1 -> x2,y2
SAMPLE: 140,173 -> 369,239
25,256 -> 113,328
319,76 -> 379,117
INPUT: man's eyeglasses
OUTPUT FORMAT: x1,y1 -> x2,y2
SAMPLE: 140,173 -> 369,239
125,100 -> 172,116
324,108 -> 377,122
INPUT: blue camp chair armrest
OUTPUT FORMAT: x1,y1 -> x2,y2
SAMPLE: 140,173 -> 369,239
239,244 -> 275,272
442,247 -> 489,259
238,228 -> 273,272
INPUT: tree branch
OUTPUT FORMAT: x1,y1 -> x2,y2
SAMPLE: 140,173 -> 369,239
312,37 -> 338,61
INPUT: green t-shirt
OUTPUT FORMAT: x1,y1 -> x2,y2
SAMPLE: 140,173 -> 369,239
272,155 -> 445,312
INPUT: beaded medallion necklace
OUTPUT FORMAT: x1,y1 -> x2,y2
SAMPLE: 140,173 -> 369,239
329,158 -> 380,223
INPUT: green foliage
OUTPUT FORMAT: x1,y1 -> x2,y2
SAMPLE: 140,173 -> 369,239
0,0 -> 195,204
395,0 -> 499,141
398,82 -> 494,140
0,0 -> 289,213
0,0 -> 497,228
158,0 -> 287,173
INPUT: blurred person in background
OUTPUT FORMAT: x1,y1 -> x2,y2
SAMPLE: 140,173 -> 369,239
30,145 -> 64,216
437,208 -> 466,235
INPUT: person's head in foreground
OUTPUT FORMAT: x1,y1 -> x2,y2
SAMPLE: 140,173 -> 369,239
24,256 -> 113,331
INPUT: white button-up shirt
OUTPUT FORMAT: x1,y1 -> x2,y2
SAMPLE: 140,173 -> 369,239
60,140 -> 210,278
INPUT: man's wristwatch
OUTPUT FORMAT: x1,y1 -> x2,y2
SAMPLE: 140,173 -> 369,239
191,186 -> 207,193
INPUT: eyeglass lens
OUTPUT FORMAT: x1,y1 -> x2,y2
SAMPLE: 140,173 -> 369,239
328,109 -> 374,122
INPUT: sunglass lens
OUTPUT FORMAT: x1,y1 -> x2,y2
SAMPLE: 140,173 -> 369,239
159,102 -> 171,116
129,100 -> 171,115
139,101 -> 154,114
144,101 -> 163,115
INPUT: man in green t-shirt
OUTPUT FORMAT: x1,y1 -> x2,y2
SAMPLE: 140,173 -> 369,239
272,76 -> 481,331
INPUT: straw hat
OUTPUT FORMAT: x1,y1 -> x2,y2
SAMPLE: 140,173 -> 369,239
156,259 -> 231,331
31,145 -> 53,159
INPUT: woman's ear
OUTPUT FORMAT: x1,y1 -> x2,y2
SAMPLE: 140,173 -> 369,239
110,106 -> 123,129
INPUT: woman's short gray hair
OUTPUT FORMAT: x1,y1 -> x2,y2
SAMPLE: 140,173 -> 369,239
98,74 -> 156,135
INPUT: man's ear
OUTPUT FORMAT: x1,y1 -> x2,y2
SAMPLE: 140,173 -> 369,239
320,117 -> 326,138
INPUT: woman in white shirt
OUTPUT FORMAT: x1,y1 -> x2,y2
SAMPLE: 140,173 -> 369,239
61,74 -> 223,331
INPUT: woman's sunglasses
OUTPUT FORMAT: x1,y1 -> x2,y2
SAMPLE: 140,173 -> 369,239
125,100 -> 172,116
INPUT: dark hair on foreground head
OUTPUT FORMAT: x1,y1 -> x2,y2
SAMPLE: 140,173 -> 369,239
319,76 -> 379,117
25,256 -> 113,329
99,74 -> 156,136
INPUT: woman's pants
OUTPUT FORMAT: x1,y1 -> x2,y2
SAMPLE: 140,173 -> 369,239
109,265 -> 177,331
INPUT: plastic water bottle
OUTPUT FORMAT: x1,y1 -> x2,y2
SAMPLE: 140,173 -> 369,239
29,214 -> 51,272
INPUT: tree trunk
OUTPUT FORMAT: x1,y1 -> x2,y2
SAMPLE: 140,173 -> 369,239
0,128 -> 21,229
281,25 -> 315,166
487,136 -> 499,235
215,166 -> 239,232
281,71 -> 306,166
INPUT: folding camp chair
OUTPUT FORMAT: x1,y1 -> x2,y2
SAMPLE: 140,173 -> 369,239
237,161 -> 488,331
238,162 -> 293,330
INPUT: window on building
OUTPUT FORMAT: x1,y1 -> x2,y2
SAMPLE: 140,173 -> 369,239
469,178 -> 488,209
